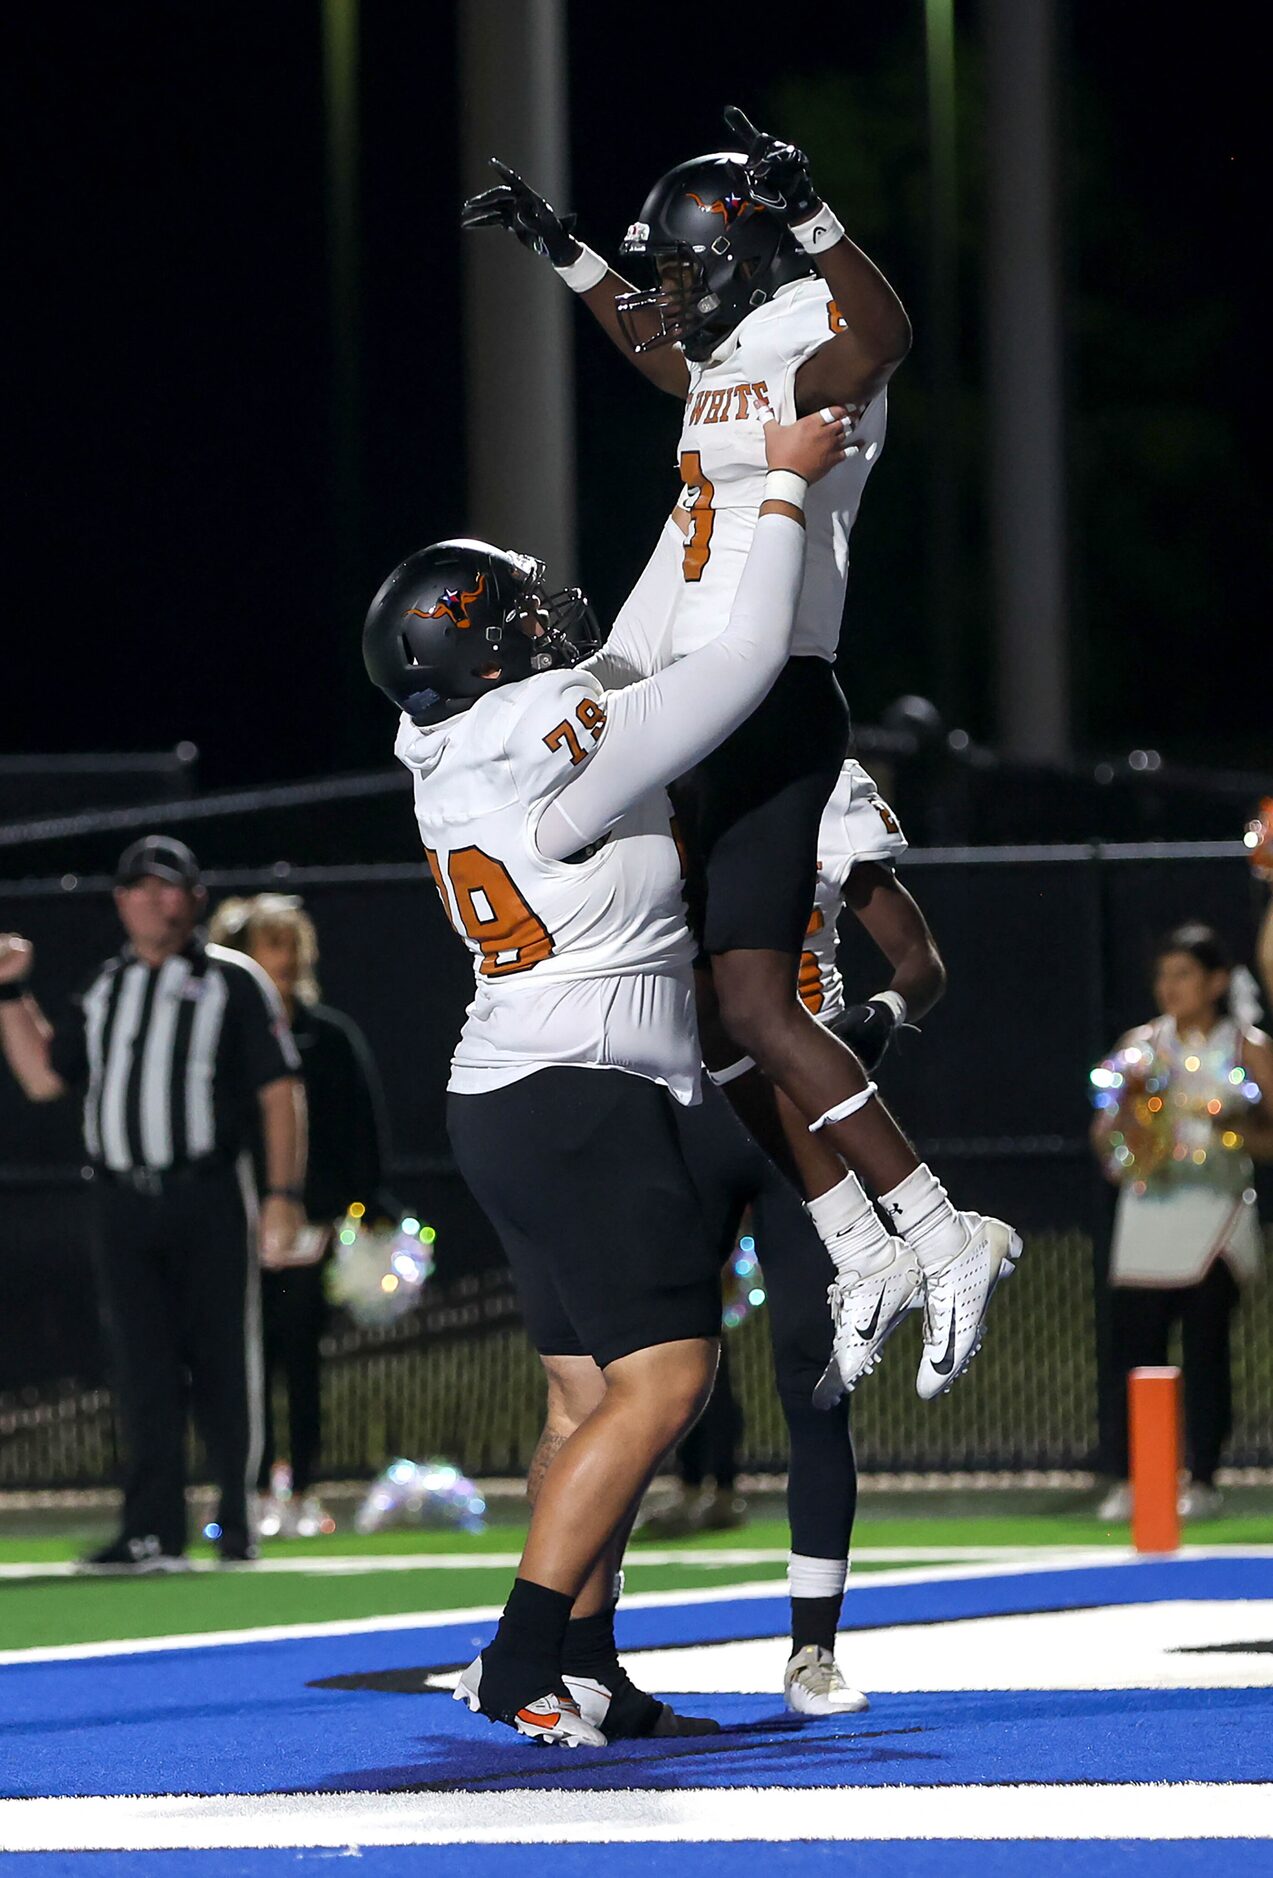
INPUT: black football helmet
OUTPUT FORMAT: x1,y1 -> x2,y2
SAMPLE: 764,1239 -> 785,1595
616,152 -> 815,362
362,538 -> 599,723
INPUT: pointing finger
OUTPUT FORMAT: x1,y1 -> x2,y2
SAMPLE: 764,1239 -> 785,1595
723,104 -> 761,150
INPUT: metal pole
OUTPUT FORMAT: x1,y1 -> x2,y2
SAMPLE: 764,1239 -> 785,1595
925,0 -> 961,725
459,0 -> 576,581
321,0 -> 363,614
984,0 -> 1070,760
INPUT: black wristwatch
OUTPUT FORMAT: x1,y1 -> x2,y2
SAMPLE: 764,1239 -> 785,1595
264,1186 -> 305,1203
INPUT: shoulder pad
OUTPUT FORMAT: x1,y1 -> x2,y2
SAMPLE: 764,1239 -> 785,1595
504,669 -> 610,807
819,759 -> 908,883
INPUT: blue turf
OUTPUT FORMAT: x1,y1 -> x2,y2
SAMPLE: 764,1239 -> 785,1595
5,1844 -> 1273,1877
4,1558 -> 1272,1804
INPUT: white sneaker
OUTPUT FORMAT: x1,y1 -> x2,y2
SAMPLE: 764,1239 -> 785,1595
915,1214 -> 1021,1400
1179,1481 -> 1223,1522
1097,1482 -> 1132,1522
783,1644 -> 870,1716
813,1241 -> 921,1406
454,1655 -> 606,1747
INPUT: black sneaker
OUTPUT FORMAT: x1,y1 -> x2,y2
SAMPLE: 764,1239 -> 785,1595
79,1534 -> 189,1574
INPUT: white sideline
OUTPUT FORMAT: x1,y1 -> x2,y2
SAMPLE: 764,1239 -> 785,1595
1,1783 -> 1270,1850
0,1542 -> 1107,1582
0,1553 -> 1139,1666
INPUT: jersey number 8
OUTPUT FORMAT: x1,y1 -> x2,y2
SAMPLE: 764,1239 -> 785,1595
678,450 -> 715,583
425,846 -> 552,978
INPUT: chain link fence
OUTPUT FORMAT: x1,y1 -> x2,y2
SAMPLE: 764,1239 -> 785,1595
5,1231 -> 1272,1489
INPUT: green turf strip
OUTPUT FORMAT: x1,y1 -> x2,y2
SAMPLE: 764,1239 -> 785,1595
0,1560 -> 814,1653
3,1508 -> 1271,1569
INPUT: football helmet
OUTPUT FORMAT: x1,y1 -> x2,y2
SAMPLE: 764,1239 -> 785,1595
617,152 -> 815,361
363,538 -> 599,723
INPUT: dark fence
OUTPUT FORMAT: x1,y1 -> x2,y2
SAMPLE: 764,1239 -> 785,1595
1,841 -> 1269,1484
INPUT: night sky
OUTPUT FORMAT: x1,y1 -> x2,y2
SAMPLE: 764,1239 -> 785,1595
4,2 -> 1266,795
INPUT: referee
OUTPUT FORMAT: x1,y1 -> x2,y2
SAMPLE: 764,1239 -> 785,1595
0,836 -> 307,1568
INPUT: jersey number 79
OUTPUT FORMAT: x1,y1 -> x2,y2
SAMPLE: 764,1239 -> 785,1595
424,846 -> 552,977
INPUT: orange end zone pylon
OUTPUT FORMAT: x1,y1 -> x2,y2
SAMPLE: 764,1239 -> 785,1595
1129,1365 -> 1182,1554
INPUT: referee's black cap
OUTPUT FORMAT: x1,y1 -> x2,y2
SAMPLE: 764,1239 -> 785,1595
115,835 -> 202,890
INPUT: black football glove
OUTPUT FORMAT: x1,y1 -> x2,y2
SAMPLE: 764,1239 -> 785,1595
460,158 -> 582,268
832,998 -> 899,1072
723,105 -> 821,223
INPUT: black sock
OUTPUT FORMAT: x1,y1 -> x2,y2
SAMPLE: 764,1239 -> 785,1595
791,1593 -> 843,1656
561,1606 -> 619,1677
561,1602 -> 662,1737
478,1578 -> 574,1718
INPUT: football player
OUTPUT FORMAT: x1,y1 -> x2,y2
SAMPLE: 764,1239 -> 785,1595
550,757 -> 947,1716
463,108 -> 1019,1401
364,408 -> 849,1747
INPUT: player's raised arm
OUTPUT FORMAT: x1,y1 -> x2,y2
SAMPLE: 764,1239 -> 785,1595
723,107 -> 912,412
461,160 -> 690,399
533,409 -> 850,861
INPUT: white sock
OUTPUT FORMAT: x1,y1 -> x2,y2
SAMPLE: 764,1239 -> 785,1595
805,1173 -> 897,1282
788,1552 -> 849,1598
878,1164 -> 965,1272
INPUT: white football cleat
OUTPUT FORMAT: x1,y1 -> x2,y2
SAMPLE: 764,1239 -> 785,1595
915,1214 -> 1021,1400
813,1241 -> 921,1406
783,1644 -> 871,1716
454,1655 -> 607,1747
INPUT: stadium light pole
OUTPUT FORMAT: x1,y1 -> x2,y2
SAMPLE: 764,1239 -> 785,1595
984,0 -> 1071,760
458,0 -> 577,581
925,0 -> 961,727
321,0 -> 364,633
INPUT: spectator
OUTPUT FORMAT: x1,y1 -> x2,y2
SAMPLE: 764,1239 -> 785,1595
0,837 -> 305,1568
210,892 -> 387,1537
1092,923 -> 1273,1522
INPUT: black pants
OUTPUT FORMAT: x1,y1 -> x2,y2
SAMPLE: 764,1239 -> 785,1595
448,1068 -> 720,1369
1107,1261 -> 1240,1485
91,1165 -> 260,1553
678,1342 -> 743,1491
674,1084 -> 858,1562
673,656 -> 850,957
257,1260 -> 327,1495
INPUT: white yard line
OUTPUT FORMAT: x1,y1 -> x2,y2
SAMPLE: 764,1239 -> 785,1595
1,1784 -> 1270,1850
0,1542 -> 1106,1582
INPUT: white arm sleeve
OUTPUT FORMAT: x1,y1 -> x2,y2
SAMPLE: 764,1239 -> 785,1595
538,512 -> 806,861
578,523 -> 680,691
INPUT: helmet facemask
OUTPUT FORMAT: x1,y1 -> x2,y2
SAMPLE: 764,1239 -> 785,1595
615,244 -> 727,357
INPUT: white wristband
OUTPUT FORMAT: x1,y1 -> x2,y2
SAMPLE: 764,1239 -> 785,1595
763,469 -> 808,510
790,201 -> 845,255
553,244 -> 609,293
873,990 -> 909,1025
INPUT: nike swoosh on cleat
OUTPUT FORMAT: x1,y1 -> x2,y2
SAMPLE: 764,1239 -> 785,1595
930,1311 -> 959,1376
853,1291 -> 886,1341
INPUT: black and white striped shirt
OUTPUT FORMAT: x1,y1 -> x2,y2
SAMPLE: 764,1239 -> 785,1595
49,940 -> 300,1173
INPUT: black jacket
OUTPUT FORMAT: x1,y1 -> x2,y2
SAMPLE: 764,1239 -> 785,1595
273,1001 -> 387,1223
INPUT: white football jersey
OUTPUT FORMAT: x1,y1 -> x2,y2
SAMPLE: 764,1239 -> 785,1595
671,276 -> 887,660
798,760 -> 908,1023
395,668 -> 699,1101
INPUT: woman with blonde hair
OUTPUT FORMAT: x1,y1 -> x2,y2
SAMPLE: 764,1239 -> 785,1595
1091,922 -> 1273,1522
210,892 -> 387,1535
